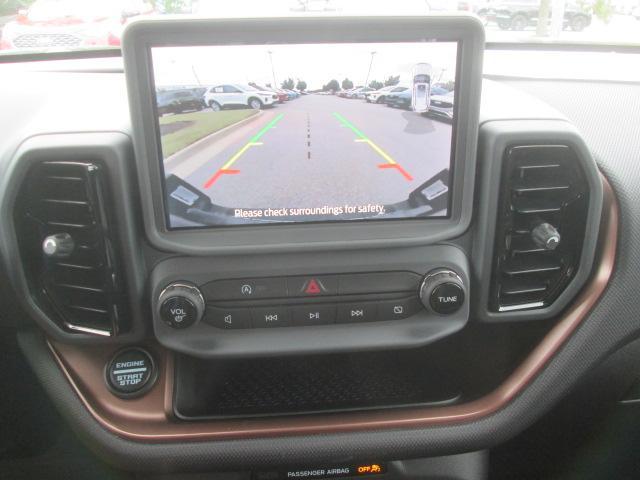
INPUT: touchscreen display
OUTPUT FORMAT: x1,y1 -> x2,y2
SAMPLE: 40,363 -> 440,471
150,42 -> 458,228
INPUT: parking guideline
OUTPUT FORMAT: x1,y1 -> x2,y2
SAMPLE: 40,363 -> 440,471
332,112 -> 368,141
332,112 -> 413,181
249,113 -> 284,143
204,113 -> 284,188
221,113 -> 284,171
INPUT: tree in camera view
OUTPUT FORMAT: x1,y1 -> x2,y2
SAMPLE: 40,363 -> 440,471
323,79 -> 340,92
281,78 -> 295,90
384,75 -> 400,86
341,78 -> 354,90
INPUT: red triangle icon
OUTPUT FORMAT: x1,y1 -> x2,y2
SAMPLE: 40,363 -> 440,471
304,278 -> 322,294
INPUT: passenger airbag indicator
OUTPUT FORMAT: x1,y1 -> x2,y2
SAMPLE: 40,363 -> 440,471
255,463 -> 387,480
356,464 -> 385,475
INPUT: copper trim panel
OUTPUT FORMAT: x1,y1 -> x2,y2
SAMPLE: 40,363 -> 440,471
48,177 -> 618,442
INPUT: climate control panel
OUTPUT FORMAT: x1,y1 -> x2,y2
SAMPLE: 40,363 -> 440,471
150,245 -> 470,357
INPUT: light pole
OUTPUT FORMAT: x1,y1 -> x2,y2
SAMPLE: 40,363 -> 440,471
191,65 -> 201,85
268,50 -> 277,88
364,51 -> 376,88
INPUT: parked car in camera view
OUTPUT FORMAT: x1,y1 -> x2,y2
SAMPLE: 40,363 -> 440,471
385,89 -> 412,109
203,84 -> 278,110
273,88 -> 291,102
249,83 -> 288,103
275,89 -> 291,101
484,0 -> 592,31
385,86 -> 450,110
346,86 -> 375,99
426,90 -> 455,121
337,87 -> 360,98
364,85 -> 408,103
187,87 -> 207,103
156,90 -> 204,116
430,86 -> 451,96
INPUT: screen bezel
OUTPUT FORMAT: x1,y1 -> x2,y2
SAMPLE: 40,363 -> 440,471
123,15 -> 484,255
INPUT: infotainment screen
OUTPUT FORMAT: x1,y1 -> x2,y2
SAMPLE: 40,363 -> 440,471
150,42 -> 459,229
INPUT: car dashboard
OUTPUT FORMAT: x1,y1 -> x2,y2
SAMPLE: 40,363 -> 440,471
0,15 -> 639,480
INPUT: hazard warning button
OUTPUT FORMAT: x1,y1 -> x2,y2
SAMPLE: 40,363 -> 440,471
287,276 -> 338,297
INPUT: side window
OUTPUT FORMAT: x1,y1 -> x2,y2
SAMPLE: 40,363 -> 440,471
223,85 -> 241,93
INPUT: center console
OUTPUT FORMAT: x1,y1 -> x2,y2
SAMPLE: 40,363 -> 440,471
124,15 -> 483,360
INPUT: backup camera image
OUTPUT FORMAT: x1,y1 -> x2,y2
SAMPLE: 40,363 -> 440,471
150,42 -> 458,228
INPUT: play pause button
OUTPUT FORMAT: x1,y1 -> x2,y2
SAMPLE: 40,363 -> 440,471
292,305 -> 336,326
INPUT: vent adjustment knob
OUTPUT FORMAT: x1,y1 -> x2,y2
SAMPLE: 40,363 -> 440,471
531,222 -> 561,250
158,282 -> 205,329
419,269 -> 466,315
42,233 -> 75,258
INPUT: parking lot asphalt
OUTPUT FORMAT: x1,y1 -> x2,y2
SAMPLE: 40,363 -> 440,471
166,94 -> 453,210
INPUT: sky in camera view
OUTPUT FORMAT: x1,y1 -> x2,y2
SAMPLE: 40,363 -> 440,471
151,42 -> 458,90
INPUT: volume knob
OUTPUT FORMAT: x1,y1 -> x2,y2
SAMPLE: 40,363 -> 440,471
419,269 -> 466,315
157,282 -> 205,329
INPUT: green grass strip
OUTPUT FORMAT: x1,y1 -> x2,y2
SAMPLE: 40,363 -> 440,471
159,109 -> 257,157
332,112 -> 368,140
250,113 -> 284,143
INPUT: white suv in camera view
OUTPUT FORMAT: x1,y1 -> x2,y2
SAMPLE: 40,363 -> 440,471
365,85 -> 408,103
204,84 -> 278,110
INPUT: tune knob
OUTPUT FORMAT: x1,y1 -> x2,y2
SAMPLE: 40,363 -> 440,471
157,282 -> 205,329
419,269 -> 466,315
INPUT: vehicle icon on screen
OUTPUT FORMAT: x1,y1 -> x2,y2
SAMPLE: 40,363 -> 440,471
411,63 -> 433,113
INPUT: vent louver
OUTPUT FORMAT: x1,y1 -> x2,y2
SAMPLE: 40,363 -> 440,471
490,145 -> 590,313
15,161 -> 128,336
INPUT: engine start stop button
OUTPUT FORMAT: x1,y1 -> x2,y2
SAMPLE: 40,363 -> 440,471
106,348 -> 156,398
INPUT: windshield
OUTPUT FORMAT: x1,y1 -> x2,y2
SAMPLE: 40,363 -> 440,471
26,0 -> 142,19
0,0 -> 638,54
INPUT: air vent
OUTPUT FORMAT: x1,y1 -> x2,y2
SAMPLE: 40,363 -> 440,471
14,161 -> 128,336
490,145 -> 590,313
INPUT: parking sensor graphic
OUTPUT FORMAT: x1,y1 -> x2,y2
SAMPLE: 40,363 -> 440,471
411,63 -> 433,113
